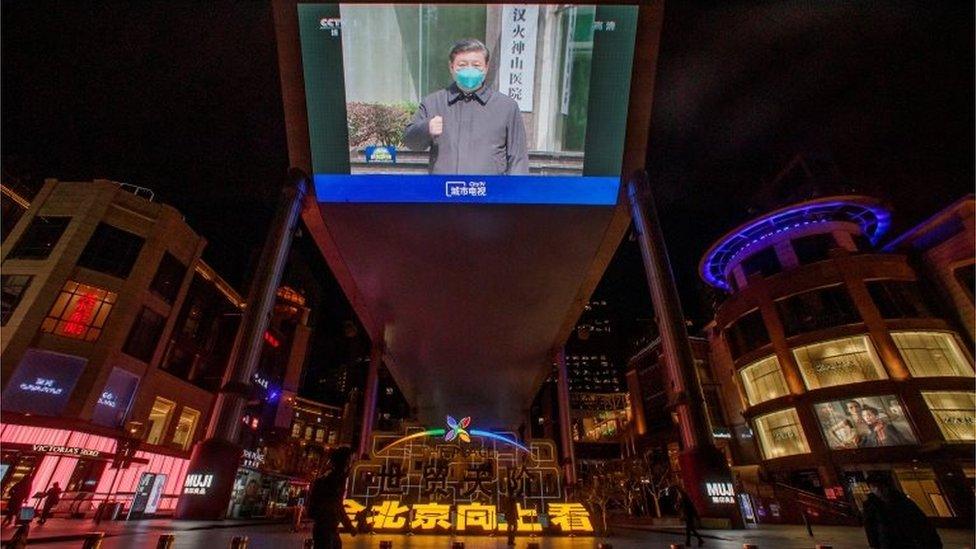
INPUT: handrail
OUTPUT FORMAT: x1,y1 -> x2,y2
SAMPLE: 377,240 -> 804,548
770,482 -> 857,518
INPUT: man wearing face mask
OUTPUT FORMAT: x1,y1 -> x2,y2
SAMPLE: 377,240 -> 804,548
404,38 -> 529,175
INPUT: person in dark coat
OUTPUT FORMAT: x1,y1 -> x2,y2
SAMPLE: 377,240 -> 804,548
307,447 -> 356,549
862,472 -> 942,549
503,493 -> 519,546
674,486 -> 704,547
37,483 -> 61,525
3,477 -> 32,526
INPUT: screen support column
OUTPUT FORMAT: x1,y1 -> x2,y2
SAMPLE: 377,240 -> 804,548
358,344 -> 382,458
627,172 -> 742,527
555,348 -> 577,488
175,170 -> 308,520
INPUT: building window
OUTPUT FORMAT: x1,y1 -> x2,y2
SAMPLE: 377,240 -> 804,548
851,233 -> 873,252
776,285 -> 861,337
793,335 -> 887,389
1,275 -> 33,325
792,233 -> 837,265
40,281 -> 117,341
725,309 -> 770,360
740,356 -> 790,405
150,252 -> 187,304
814,395 -> 917,450
123,307 -> 167,363
922,391 -> 976,442
291,421 -> 303,438
954,263 -> 974,302
893,468 -> 955,517
146,396 -> 176,445
866,280 -> 932,319
76,223 -> 145,279
753,408 -> 810,459
8,216 -> 71,259
891,331 -> 974,378
172,407 -> 201,450
741,247 -> 782,279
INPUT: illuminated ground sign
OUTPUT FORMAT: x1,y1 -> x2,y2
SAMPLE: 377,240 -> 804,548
343,499 -> 593,534
296,3 -> 639,204
349,421 -> 588,535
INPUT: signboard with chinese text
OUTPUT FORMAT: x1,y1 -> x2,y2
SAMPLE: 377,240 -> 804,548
342,499 -> 593,534
498,5 -> 539,112
345,428 -> 591,535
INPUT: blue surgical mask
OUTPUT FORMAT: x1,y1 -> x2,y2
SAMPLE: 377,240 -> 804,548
454,67 -> 486,93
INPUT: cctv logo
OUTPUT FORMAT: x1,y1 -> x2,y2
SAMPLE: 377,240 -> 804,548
319,17 -> 342,36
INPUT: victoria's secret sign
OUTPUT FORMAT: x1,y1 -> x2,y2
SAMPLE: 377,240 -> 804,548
32,444 -> 101,458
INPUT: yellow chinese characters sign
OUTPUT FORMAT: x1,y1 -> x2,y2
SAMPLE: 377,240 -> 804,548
342,499 -> 593,535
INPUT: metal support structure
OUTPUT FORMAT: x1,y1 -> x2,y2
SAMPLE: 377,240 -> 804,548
176,170 -> 309,520
626,172 -> 712,449
358,344 -> 383,458
207,169 -> 309,442
555,349 -> 577,486
627,172 -> 740,526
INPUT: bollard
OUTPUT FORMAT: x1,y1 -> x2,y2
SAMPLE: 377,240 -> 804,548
379,541 -> 393,549
304,538 -> 315,549
451,542 -> 465,549
82,532 -> 105,549
230,535 -> 249,549
157,534 -> 176,549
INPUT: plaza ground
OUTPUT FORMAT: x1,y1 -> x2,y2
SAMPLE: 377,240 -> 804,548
3,519 -> 973,548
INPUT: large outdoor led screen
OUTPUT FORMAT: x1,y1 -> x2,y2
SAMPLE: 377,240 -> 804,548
298,4 -> 638,204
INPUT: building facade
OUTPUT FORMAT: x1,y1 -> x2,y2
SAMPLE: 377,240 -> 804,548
0,179 -> 243,517
700,194 -> 975,527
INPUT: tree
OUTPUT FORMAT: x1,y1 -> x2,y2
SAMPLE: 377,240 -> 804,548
580,466 -> 624,535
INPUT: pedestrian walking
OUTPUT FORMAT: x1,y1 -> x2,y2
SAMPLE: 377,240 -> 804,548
862,472 -> 942,549
504,493 -> 519,546
3,477 -> 32,526
674,486 -> 704,547
307,447 -> 357,549
37,482 -> 61,525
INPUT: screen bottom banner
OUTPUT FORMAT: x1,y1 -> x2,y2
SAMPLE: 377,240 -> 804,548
313,174 -> 620,205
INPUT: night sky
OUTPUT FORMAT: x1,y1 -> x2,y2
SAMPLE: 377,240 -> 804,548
3,2 -> 973,331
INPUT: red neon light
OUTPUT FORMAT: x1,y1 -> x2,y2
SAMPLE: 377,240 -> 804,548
1,423 -> 188,511
263,331 -> 280,348
63,293 -> 98,335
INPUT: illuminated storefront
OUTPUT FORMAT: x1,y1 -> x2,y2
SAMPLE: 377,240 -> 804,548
701,194 -> 976,527
0,423 -> 189,515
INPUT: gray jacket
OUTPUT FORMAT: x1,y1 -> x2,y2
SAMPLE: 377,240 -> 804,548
403,83 -> 529,175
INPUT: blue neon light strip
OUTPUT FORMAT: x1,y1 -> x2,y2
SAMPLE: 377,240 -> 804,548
469,429 -> 530,453
700,199 -> 892,290
314,174 -> 620,205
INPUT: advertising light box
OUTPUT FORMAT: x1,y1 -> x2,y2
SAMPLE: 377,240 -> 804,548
2,349 -> 87,416
297,3 -> 638,204
815,395 -> 918,450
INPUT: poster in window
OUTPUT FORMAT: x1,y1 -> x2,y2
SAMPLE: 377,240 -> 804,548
814,395 -> 917,450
